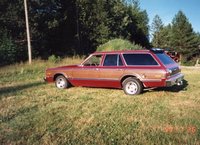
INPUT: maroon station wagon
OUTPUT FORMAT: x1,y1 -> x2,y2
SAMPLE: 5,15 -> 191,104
44,49 -> 184,95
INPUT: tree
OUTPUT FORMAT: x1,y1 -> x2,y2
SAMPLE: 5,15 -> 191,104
151,24 -> 171,49
77,0 -> 110,54
128,5 -> 150,47
105,0 -> 149,48
0,0 -> 150,64
157,24 -> 173,48
0,0 -> 28,64
0,29 -> 17,65
171,11 -> 199,61
151,15 -> 164,47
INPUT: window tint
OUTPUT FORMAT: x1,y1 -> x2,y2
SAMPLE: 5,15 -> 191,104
156,53 -> 175,65
103,54 -> 123,66
123,54 -> 158,65
83,55 -> 102,66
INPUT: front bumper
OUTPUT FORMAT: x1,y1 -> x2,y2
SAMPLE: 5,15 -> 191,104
43,76 -> 54,82
166,73 -> 184,86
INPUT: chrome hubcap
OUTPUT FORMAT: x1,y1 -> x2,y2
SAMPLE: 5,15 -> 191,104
56,78 -> 66,89
125,81 -> 138,95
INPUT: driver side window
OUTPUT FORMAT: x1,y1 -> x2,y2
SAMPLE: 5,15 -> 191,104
83,55 -> 102,66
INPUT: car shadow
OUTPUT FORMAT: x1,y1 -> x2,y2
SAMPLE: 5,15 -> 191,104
0,81 -> 45,99
145,79 -> 188,93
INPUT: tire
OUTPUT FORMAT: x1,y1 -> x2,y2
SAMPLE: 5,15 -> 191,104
122,77 -> 143,95
55,75 -> 69,89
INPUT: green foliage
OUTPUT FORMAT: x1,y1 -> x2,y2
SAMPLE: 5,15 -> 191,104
0,0 -> 150,62
107,0 -> 150,47
77,0 -> 110,53
77,0 -> 150,53
48,55 -> 61,63
152,24 -> 173,48
97,39 -> 143,51
151,15 -> 163,32
0,0 -> 28,64
151,15 -> 164,47
171,11 -> 198,55
0,30 -> 18,65
151,11 -> 200,64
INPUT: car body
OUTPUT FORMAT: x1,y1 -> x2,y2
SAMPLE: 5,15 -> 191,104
44,49 -> 184,95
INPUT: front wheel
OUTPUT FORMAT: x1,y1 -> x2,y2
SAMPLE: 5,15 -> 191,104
122,77 -> 143,95
55,75 -> 69,89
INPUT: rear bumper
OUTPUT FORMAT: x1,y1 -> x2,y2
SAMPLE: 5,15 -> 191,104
166,73 -> 184,86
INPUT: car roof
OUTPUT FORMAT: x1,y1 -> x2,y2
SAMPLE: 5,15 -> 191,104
92,49 -> 151,55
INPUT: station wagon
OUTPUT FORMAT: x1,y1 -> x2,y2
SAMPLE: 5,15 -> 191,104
44,49 -> 184,95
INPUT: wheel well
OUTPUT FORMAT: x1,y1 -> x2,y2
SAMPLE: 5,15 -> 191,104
53,74 -> 65,81
121,75 -> 142,84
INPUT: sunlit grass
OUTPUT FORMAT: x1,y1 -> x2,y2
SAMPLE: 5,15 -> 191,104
0,58 -> 200,144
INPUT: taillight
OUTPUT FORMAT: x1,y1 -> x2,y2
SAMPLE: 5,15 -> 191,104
178,66 -> 181,72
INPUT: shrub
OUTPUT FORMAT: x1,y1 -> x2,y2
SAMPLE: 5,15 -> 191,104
96,39 -> 143,52
182,56 -> 200,66
48,55 -> 61,63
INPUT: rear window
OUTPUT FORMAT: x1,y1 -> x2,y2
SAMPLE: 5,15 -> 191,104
156,53 -> 175,65
123,54 -> 158,66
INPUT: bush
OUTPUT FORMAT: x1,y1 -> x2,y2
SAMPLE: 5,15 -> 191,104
48,55 -> 61,63
96,39 -> 143,52
182,56 -> 200,66
0,30 -> 18,65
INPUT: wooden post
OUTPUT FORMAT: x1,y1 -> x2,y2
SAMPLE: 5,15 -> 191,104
24,0 -> 32,64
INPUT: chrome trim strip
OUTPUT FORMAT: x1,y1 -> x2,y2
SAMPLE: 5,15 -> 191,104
70,78 -> 120,81
141,79 -> 162,82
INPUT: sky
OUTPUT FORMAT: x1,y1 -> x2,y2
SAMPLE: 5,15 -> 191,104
139,0 -> 200,34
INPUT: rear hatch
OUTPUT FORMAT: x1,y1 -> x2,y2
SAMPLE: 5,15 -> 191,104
155,52 -> 181,77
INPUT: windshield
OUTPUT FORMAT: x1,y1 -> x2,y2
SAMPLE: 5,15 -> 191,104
156,53 -> 175,65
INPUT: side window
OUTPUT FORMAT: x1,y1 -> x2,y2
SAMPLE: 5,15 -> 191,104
103,54 -> 123,66
123,53 -> 158,66
83,55 -> 102,66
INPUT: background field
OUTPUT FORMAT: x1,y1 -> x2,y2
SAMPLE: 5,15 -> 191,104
0,58 -> 200,145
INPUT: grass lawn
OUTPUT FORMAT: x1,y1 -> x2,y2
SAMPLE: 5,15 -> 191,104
0,58 -> 200,145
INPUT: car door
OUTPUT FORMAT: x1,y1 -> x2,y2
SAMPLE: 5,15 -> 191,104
71,54 -> 103,87
99,54 -> 124,88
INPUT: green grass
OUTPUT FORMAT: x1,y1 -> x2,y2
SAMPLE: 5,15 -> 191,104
0,58 -> 200,145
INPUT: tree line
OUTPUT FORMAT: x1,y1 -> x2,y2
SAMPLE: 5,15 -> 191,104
0,0 -> 149,65
0,0 -> 200,66
151,11 -> 200,64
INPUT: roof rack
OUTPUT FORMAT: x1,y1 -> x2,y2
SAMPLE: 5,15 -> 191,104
150,48 -> 164,53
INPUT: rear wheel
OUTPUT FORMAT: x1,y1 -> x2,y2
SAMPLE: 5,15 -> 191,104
122,77 -> 143,95
55,75 -> 69,89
